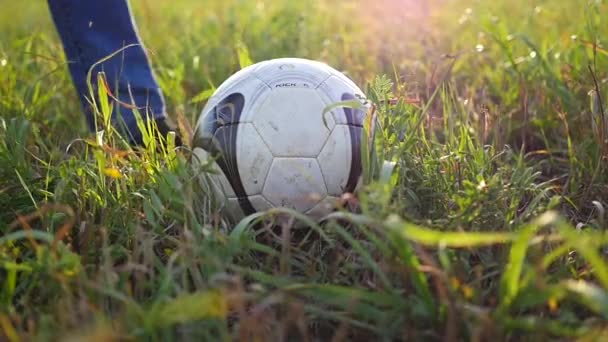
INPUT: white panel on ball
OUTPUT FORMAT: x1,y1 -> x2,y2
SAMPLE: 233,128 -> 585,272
203,73 -> 271,124
262,158 -> 327,212
317,125 -> 352,196
253,88 -> 334,157
192,147 -> 236,198
253,58 -> 334,88
236,123 -> 274,196
316,75 -> 368,125
249,195 -> 274,212
226,198 -> 245,222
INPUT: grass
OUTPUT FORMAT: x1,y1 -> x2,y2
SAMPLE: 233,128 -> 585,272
1,0 -> 608,340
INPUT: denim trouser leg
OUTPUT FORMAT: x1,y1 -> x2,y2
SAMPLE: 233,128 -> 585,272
47,0 -> 165,144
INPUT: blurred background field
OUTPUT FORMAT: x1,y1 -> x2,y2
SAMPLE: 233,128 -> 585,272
1,0 -> 608,340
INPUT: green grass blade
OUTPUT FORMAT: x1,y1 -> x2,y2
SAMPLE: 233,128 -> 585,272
499,220 -> 544,311
386,215 -> 514,247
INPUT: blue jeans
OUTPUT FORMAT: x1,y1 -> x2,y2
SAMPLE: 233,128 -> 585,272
47,0 -> 165,144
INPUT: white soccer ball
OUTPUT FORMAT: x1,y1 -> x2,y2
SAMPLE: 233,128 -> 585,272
192,58 -> 370,222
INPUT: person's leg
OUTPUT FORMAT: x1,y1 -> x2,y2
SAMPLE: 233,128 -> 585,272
47,0 -> 179,146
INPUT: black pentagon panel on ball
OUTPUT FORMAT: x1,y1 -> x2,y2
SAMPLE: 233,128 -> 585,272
341,93 -> 367,127
340,93 -> 367,193
192,93 -> 246,152
191,92 -> 256,216
216,93 -> 245,125
344,125 -> 363,193
210,126 -> 256,215
192,111 -> 219,153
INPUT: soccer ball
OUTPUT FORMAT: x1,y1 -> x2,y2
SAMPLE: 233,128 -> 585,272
192,58 -> 370,222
